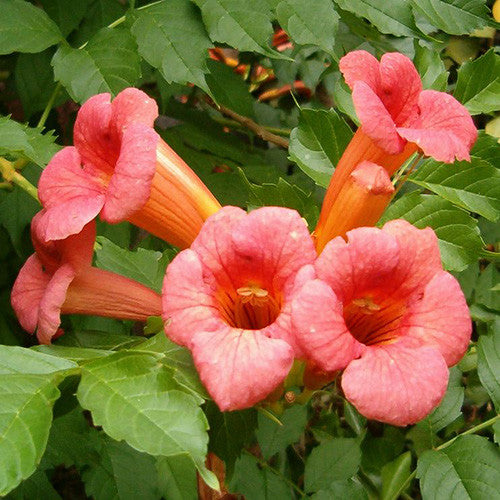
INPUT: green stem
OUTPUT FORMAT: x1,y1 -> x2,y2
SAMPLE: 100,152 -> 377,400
37,82 -> 62,130
0,158 -> 40,202
243,450 -> 305,498
480,250 -> 500,262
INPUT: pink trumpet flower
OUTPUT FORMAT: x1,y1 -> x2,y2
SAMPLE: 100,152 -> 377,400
37,88 -> 221,248
162,206 -> 317,411
11,211 -> 162,344
292,220 -> 471,426
315,51 -> 477,251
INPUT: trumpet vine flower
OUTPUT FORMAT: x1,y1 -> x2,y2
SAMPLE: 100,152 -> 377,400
37,88 -> 220,248
315,50 -> 477,251
292,220 -> 471,426
11,211 -> 162,344
162,206 -> 317,411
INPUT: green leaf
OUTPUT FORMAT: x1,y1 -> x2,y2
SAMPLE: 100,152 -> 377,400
256,404 -> 308,459
0,0 -> 62,55
381,452 -> 412,500
0,374 -> 60,496
5,470 -> 61,500
475,264 -> 500,311
0,116 -> 59,166
240,172 -> 319,228
205,60 -> 255,118
413,43 -> 448,91
206,403 -> 257,476
312,479 -> 368,500
454,49 -> 500,115
39,0 -> 89,37
276,0 -> 339,55
52,27 -> 141,103
32,344 -> 113,362
95,237 -> 166,293
417,435 -> 500,499
477,327 -> 500,411
76,351 -> 216,487
305,438 -> 362,493
229,453 -> 291,499
411,0 -> 493,35
381,192 -> 484,271
131,0 -> 212,92
15,50 -> 64,119
333,0 -> 421,37
410,157 -> 500,222
289,108 -> 353,188
194,0 -> 280,58
471,132 -> 500,166
82,436 -> 159,500
0,345 -> 77,375
156,455 -> 197,500
421,367 -> 464,433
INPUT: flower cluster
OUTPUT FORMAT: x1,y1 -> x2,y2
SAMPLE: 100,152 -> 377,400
12,50 -> 476,426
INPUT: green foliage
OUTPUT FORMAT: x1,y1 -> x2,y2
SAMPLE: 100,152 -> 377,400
477,327 -> 500,411
417,435 -> 500,499
0,0 -> 62,55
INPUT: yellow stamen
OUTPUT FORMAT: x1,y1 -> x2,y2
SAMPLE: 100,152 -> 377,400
237,284 -> 269,306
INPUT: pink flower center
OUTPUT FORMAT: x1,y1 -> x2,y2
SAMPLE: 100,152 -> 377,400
216,283 -> 282,330
343,296 -> 406,346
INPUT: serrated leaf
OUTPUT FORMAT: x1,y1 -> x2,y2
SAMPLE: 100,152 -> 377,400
82,436 -> 159,500
95,236 -> 166,293
381,452 -> 412,500
289,108 -> 352,187
333,0 -> 421,37
312,480 -> 367,500
454,49 -> 500,115
40,0 -> 89,36
56,330 -> 142,350
229,453 -> 291,499
276,0 -> 339,55
475,264 -> 500,311
76,351 -> 215,486
52,27 -> 141,103
0,116 -> 59,166
256,404 -> 308,459
131,0 -> 211,92
381,192 -> 484,271
32,344 -> 113,362
417,435 -> 500,500
0,0 -> 62,55
410,157 -> 500,222
411,0 -> 492,35
0,374 -> 60,496
206,403 -> 257,477
194,0 -> 281,58
472,132 -> 500,167
206,60 -> 255,118
0,345 -> 77,375
477,327 -> 500,411
305,438 -> 362,493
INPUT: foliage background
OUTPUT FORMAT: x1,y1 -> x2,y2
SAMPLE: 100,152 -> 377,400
0,0 -> 499,498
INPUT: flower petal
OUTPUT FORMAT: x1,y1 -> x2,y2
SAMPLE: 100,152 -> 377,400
231,206 -> 316,291
191,326 -> 294,411
339,50 -> 380,91
110,87 -> 158,133
342,342 -> 449,426
397,90 -> 477,163
38,147 -> 105,241
11,254 -> 50,333
352,81 -> 405,154
316,228 -> 400,302
400,271 -> 471,366
162,249 -> 221,348
382,219 -> 442,297
73,93 -> 118,172
101,123 -> 159,222
37,264 -> 76,344
292,279 -> 365,371
379,52 -> 422,125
